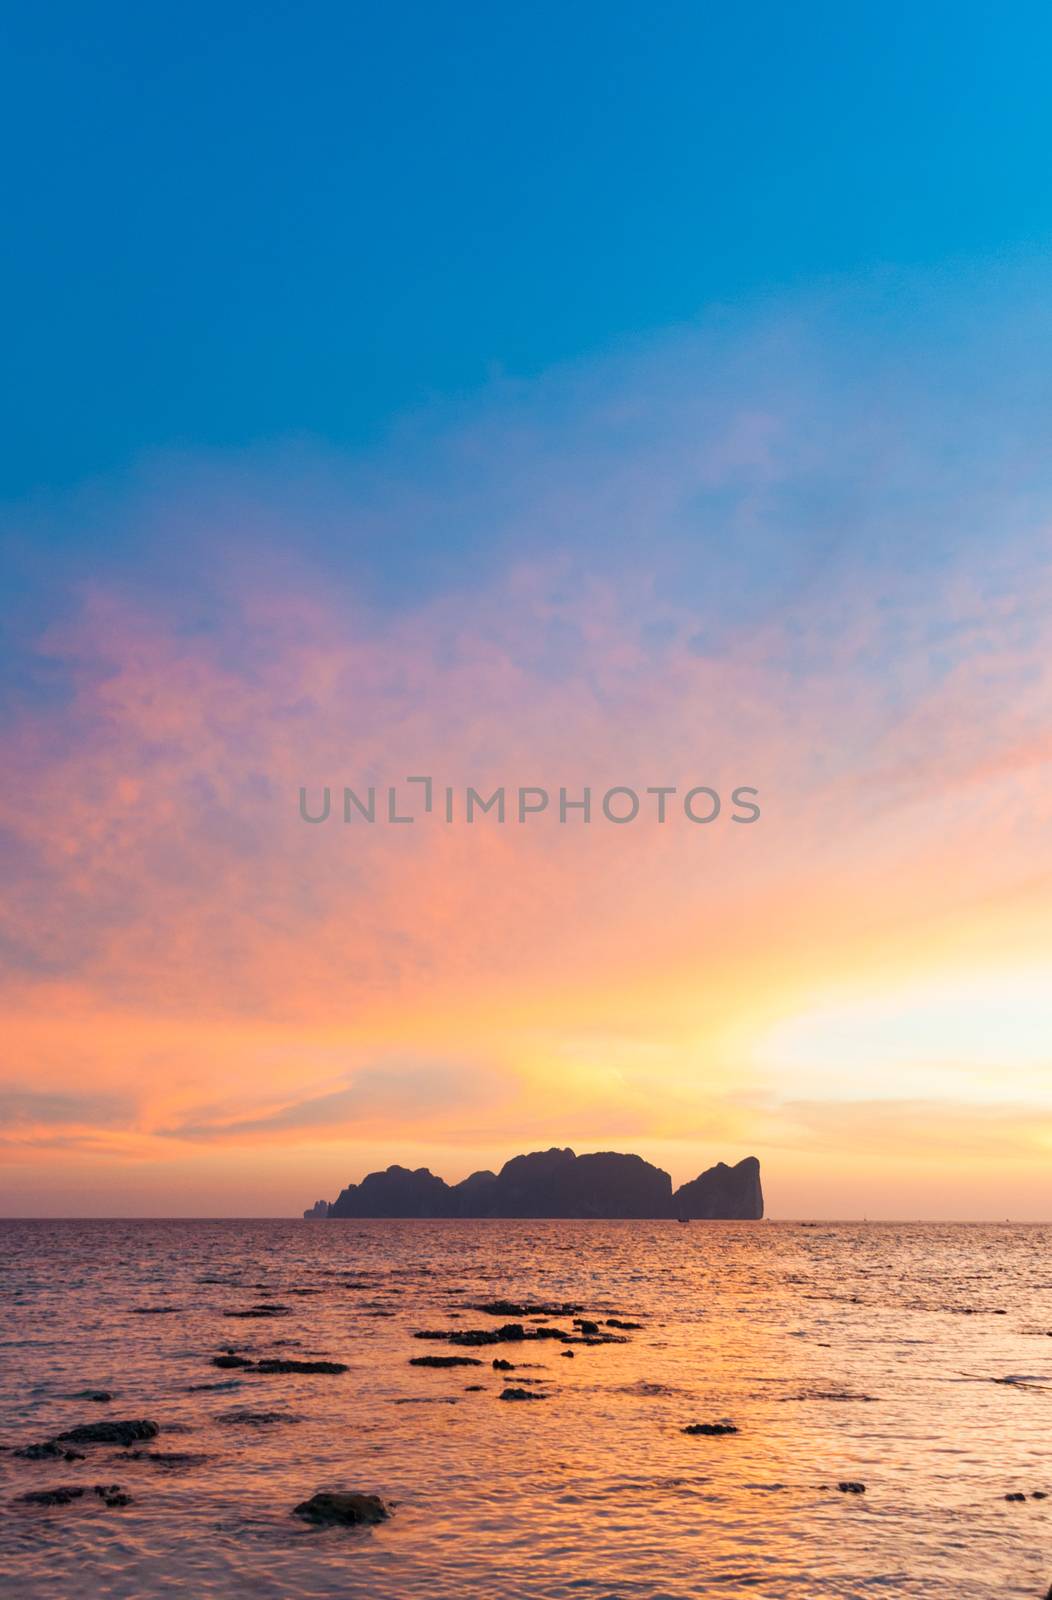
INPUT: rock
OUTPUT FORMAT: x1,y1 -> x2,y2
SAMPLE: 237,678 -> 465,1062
409,1355 -> 483,1368
115,1451 -> 208,1469
560,1350 -> 575,1358
498,1387 -> 547,1401
292,1490 -> 391,1525
132,1306 -> 179,1315
672,1156 -> 763,1220
217,1409 -> 303,1425
837,1481 -> 866,1494
492,1358 -> 516,1370
56,1420 -> 159,1447
606,1319 -> 642,1330
330,1165 -> 454,1218
255,1359 -> 347,1375
93,1484 -> 131,1507
1032,1491 -> 1048,1499
302,1200 -> 331,1219
71,1390 -> 113,1403
19,1485 -> 86,1505
683,1422 -> 738,1436
210,1355 -> 346,1374
319,1148 -> 763,1218
469,1300 -> 584,1318
222,1304 -> 290,1319
1005,1492 -> 1027,1502
14,1441 -> 86,1460
574,1319 -> 600,1335
464,1384 -> 485,1391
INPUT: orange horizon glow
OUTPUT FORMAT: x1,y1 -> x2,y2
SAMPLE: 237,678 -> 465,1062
3,523 -> 1051,1220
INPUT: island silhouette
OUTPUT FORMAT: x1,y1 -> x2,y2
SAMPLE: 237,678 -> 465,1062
304,1148 -> 762,1219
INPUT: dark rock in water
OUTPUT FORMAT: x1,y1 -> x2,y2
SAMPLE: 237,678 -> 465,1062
492,1358 -> 516,1370
560,1349 -> 575,1358
57,1420 -> 159,1447
574,1319 -> 600,1335
323,1148 -> 763,1219
415,1323 -> 522,1347
292,1490 -> 390,1525
72,1390 -> 113,1403
410,1355 -> 483,1368
19,1485 -> 86,1506
464,1384 -> 485,1391
672,1156 -> 763,1220
211,1353 -> 346,1374
302,1199 -> 331,1219
683,1422 -> 738,1436
223,1304 -> 290,1319
217,1409 -> 303,1425
606,1319 -> 642,1330
499,1387 -> 547,1401
468,1300 -> 585,1318
1032,1490 -> 1048,1499
837,1481 -> 866,1494
132,1306 -> 180,1315
93,1484 -> 132,1507
1005,1491 -> 1027,1502
255,1359 -> 348,1375
15,1441 -> 86,1461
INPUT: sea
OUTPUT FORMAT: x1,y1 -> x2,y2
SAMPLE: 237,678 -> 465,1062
1,1219 -> 1050,1598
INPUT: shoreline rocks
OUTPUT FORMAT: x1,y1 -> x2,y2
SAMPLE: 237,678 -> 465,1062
292,1490 -> 390,1526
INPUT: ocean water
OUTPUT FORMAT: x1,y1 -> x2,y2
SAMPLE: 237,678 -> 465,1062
1,1219 -> 1050,1599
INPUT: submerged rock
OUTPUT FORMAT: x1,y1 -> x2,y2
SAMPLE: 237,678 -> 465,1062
498,1387 -> 547,1401
409,1355 -> 483,1368
56,1420 -> 159,1447
468,1300 -> 584,1318
292,1490 -> 391,1525
14,1441 -> 86,1461
222,1304 -> 291,1319
71,1390 -> 113,1403
18,1485 -> 86,1506
683,1422 -> 738,1436
837,1481 -> 866,1494
216,1409 -> 303,1425
17,1482 -> 130,1508
255,1359 -> 347,1375
209,1355 -> 347,1375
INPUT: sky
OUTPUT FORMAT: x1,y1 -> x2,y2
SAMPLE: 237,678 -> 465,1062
2,4 -> 1052,1217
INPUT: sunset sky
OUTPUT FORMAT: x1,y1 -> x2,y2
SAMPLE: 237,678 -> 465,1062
2,5 -> 1052,1217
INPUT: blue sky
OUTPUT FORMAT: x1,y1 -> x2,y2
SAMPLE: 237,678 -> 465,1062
4,1 -> 1052,500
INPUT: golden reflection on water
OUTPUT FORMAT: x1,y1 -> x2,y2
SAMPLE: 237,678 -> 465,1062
1,1219 -> 1050,1598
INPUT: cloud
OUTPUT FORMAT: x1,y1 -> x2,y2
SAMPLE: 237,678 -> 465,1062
0,1088 -> 134,1129
161,1058 -> 505,1142
1,278 -> 1052,1212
